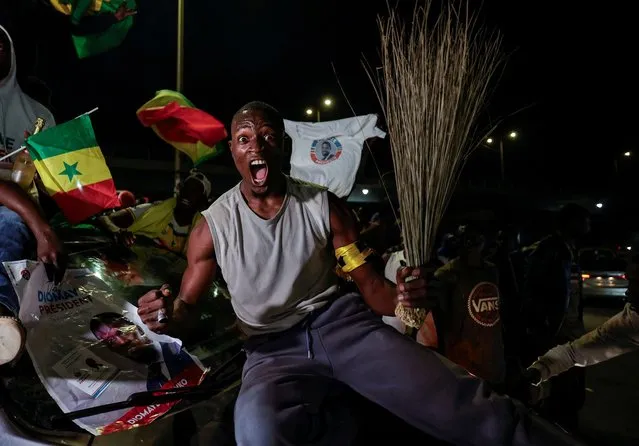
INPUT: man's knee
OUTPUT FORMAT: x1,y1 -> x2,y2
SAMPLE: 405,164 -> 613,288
0,207 -> 32,261
0,207 -> 29,236
234,382 -> 280,446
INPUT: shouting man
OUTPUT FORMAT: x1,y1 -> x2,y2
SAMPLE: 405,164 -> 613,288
137,102 -> 581,445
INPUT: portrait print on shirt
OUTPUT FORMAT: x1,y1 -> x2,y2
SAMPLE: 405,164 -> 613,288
310,137 -> 342,164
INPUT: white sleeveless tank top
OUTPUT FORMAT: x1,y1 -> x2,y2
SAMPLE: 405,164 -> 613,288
202,177 -> 338,335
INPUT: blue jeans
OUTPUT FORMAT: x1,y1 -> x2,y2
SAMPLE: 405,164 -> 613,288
0,206 -> 32,315
234,293 -> 584,446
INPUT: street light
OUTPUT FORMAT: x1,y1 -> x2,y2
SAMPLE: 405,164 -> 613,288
485,130 -> 518,181
306,96 -> 334,122
362,188 -> 369,195
596,202 -> 603,209
614,151 -> 633,174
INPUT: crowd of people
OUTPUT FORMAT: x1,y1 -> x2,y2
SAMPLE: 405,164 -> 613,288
2,22 -> 639,446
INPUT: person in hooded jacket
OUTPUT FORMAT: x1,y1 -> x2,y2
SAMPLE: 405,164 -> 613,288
0,25 -> 55,178
0,25 -> 62,367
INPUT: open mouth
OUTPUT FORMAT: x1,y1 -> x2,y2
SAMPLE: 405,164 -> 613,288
249,159 -> 269,186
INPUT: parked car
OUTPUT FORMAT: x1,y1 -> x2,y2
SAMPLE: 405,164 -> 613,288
579,248 -> 628,302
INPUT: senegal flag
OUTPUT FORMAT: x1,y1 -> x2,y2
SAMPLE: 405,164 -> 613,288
137,90 -> 227,166
50,0 -> 136,59
27,115 -> 120,224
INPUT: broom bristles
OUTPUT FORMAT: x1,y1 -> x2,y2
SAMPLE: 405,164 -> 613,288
367,1 -> 504,328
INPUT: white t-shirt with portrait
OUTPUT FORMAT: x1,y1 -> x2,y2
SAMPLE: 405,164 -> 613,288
284,115 -> 386,198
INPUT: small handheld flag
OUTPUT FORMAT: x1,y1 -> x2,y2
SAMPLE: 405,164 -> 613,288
27,115 -> 120,224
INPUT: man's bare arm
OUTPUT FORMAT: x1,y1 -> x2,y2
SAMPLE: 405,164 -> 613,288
0,180 -> 49,238
0,180 -> 63,272
529,303 -> 639,383
329,193 -> 427,316
103,209 -> 135,229
138,219 -> 217,334
179,219 -> 218,305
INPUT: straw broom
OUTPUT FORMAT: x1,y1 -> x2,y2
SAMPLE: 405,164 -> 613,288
367,1 -> 504,328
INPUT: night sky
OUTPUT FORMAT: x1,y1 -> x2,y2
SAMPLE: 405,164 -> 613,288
2,0 -> 637,194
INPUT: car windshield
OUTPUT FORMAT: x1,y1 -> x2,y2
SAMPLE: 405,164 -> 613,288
580,249 -> 627,272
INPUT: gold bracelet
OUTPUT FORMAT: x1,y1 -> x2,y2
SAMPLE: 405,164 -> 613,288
335,242 -> 374,273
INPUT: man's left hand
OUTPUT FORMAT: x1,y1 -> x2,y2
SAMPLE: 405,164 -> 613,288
396,266 -> 432,308
35,226 -> 67,284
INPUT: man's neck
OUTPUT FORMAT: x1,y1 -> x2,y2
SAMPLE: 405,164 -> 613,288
240,173 -> 287,219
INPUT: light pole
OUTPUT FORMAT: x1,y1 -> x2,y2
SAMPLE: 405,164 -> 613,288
486,131 -> 517,181
174,0 -> 185,191
305,97 -> 333,122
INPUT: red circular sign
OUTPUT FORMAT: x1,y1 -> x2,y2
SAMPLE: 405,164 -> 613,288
467,282 -> 500,327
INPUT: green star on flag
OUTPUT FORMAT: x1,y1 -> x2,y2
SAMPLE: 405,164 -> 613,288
59,161 -> 82,181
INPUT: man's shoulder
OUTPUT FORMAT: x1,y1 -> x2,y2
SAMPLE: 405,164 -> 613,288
525,235 -> 554,255
287,176 -> 330,209
202,184 -> 240,218
24,95 -> 55,126
288,176 -> 329,194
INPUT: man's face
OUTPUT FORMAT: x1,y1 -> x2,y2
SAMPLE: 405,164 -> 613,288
230,108 -> 282,195
321,141 -> 331,158
176,178 -> 207,213
95,319 -> 156,363
0,30 -> 11,81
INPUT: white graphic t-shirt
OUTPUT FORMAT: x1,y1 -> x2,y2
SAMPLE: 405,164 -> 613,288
284,115 -> 386,198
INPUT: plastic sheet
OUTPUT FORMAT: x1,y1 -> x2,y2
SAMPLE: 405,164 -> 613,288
2,261 -> 208,436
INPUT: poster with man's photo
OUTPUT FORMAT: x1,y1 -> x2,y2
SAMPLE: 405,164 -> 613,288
3,260 -> 208,436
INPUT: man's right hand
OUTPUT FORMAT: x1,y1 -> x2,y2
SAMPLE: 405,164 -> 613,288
35,225 -> 67,284
115,231 -> 136,248
138,285 -> 200,338
138,285 -> 173,334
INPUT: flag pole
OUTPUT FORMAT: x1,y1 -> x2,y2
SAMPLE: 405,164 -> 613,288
0,107 -> 99,162
174,0 -> 185,191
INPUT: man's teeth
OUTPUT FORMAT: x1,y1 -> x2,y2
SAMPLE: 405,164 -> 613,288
250,160 -> 266,166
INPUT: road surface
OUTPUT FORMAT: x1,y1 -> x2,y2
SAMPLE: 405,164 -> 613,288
579,302 -> 639,446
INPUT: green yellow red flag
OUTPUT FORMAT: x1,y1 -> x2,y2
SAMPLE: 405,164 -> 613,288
136,90 -> 227,166
27,115 -> 120,224
50,0 -> 136,59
